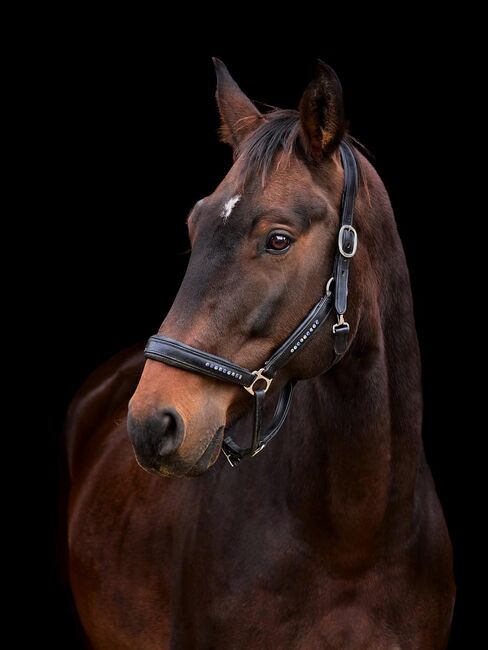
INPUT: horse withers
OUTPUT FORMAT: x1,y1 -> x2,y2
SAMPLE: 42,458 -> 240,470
66,59 -> 455,649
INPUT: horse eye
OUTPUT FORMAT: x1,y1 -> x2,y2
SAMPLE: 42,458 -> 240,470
265,232 -> 292,254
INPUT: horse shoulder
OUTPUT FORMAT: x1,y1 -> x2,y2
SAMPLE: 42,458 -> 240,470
65,343 -> 144,477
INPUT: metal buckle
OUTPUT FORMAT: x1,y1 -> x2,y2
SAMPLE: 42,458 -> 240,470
251,443 -> 266,457
222,447 -> 241,467
222,441 -> 266,467
332,314 -> 350,334
338,225 -> 358,258
326,276 -> 334,296
244,368 -> 273,395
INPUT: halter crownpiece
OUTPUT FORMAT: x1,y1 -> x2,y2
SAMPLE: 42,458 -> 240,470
144,141 -> 359,467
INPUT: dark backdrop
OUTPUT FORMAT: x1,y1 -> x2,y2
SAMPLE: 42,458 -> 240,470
37,30 -> 470,648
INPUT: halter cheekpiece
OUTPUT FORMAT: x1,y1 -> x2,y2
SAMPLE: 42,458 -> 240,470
144,142 -> 359,466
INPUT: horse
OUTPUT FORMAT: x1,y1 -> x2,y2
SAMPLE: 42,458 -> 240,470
66,59 -> 455,649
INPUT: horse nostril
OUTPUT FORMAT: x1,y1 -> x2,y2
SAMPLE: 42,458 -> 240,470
157,411 -> 182,457
127,407 -> 185,468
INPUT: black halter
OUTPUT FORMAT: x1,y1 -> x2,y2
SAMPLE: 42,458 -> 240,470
144,142 -> 358,467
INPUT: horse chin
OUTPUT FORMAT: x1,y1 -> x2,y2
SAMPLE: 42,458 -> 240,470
155,426 -> 225,478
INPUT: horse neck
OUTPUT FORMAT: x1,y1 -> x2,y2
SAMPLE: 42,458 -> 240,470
280,154 -> 423,560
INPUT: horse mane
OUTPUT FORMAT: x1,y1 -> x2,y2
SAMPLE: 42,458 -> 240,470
236,108 -> 369,188
236,110 -> 302,186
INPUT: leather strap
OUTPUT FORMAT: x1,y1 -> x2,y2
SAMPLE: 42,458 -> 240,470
221,381 -> 296,466
145,292 -> 334,391
251,388 -> 265,452
145,336 -> 255,387
333,142 -> 358,317
331,142 -> 358,356
263,293 -> 334,376
332,321 -> 349,355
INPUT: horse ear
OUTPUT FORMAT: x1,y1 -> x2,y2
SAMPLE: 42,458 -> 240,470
213,58 -> 263,150
299,61 -> 346,161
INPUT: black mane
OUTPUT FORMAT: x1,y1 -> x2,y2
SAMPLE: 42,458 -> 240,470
237,109 -> 303,185
236,109 -> 361,186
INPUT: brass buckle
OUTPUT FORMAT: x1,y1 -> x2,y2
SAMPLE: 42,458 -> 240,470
244,368 -> 273,396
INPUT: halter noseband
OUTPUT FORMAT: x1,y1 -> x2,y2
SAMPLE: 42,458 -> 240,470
144,142 -> 358,467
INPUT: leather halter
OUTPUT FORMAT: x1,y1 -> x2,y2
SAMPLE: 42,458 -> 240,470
144,142 -> 359,467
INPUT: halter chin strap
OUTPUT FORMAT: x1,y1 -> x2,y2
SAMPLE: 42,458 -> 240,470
144,142 -> 358,467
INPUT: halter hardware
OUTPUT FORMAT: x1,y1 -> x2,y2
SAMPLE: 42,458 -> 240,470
332,314 -> 350,333
244,368 -> 273,396
338,224 -> 358,258
326,276 -> 334,296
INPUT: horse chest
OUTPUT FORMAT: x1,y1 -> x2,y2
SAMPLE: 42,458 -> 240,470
70,446 -> 414,649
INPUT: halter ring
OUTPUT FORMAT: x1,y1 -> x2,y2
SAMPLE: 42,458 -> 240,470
244,368 -> 273,396
326,276 -> 334,296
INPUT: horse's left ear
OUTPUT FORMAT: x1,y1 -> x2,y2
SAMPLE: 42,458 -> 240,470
213,58 -> 263,150
299,61 -> 346,161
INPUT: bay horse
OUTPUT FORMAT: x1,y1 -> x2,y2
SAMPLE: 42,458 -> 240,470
66,59 -> 455,648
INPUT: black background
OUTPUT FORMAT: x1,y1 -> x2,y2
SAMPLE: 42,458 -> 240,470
33,23 -> 472,648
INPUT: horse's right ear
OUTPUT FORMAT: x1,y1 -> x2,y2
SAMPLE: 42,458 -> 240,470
213,58 -> 263,150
